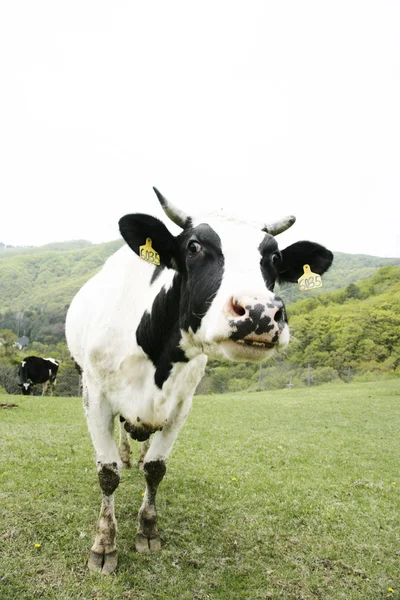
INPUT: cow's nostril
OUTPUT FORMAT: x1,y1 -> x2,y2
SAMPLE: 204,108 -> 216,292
231,298 -> 246,317
275,309 -> 283,322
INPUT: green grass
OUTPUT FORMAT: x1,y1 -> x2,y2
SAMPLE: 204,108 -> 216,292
1,381 -> 399,599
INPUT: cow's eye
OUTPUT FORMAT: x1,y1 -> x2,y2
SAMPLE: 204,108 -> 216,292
188,240 -> 202,257
272,252 -> 282,265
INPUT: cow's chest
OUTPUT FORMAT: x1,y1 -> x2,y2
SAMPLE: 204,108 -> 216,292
110,355 -> 206,435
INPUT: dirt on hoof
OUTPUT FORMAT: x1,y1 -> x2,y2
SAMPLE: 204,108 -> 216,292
135,533 -> 162,553
88,550 -> 118,574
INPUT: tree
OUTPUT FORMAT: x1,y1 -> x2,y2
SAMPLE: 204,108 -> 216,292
0,329 -> 18,357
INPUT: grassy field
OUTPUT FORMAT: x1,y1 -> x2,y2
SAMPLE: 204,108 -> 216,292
0,380 -> 399,600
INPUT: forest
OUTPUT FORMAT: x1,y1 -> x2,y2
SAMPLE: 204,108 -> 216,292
0,239 -> 399,394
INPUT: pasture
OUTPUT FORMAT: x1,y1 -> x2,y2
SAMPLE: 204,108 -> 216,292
0,381 -> 399,600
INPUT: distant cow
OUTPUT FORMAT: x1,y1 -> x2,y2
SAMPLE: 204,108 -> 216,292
18,356 -> 59,396
66,187 -> 333,574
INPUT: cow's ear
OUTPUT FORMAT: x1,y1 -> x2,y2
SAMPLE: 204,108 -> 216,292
119,213 -> 180,270
278,241 -> 333,283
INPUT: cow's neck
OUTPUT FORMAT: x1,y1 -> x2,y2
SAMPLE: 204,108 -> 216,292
136,273 -> 188,388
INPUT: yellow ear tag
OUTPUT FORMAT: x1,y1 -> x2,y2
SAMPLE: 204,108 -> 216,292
298,264 -> 323,291
139,238 -> 160,266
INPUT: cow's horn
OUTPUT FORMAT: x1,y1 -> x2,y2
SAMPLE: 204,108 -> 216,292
153,187 -> 191,229
263,215 -> 296,236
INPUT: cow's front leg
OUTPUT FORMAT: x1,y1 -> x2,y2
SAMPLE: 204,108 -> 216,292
85,398 -> 121,574
88,461 -> 120,574
136,355 -> 207,553
135,457 -> 166,552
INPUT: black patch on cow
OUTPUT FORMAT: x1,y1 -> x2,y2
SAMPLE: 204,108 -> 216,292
98,463 -> 120,496
119,214 -> 183,271
178,224 -> 224,333
136,274 -> 188,389
136,223 -> 225,388
123,419 -> 163,441
258,234 -> 333,289
150,265 -> 164,284
278,241 -> 334,283
144,460 -> 167,491
259,233 -> 281,291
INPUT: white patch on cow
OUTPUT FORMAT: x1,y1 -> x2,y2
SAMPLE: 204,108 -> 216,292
23,383 -> 30,390
21,361 -> 26,367
44,357 -> 59,366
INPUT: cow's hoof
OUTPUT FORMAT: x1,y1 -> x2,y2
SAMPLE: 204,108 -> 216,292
88,550 -> 118,574
135,533 -> 161,553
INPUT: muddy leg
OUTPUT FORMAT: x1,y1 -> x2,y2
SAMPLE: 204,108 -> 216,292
118,418 -> 132,468
85,395 -> 121,574
138,439 -> 150,471
135,459 -> 166,552
88,461 -> 120,574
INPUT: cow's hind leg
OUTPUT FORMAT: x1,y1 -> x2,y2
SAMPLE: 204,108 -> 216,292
48,377 -> 56,396
138,439 -> 150,470
85,394 -> 121,574
118,417 -> 131,468
88,461 -> 120,574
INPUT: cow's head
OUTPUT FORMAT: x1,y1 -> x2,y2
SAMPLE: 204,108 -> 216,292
17,382 -> 32,395
119,188 -> 333,363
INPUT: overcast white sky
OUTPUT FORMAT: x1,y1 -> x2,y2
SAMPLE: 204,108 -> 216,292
1,1 -> 399,257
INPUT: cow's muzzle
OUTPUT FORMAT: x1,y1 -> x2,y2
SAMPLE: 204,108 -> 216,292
227,294 -> 287,345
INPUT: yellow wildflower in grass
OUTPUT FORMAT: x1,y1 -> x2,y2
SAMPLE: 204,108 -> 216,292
231,477 -> 237,481
392,482 -> 396,486
387,588 -> 394,593
34,543 -> 41,549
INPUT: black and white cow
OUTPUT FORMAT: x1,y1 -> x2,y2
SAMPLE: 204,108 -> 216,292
65,188 -> 333,573
18,356 -> 60,396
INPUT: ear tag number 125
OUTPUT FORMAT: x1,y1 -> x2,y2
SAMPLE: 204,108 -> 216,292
298,264 -> 322,291
139,238 -> 160,266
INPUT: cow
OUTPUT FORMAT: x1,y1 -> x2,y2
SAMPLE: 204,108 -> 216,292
65,187 -> 333,574
18,356 -> 59,396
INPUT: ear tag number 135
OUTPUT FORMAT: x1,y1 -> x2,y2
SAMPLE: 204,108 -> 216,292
139,238 -> 160,266
298,264 -> 322,291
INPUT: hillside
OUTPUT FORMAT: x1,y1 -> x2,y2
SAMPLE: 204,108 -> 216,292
0,239 -> 123,342
286,265 -> 400,371
199,265 -> 400,394
278,251 -> 400,304
0,238 -> 399,345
